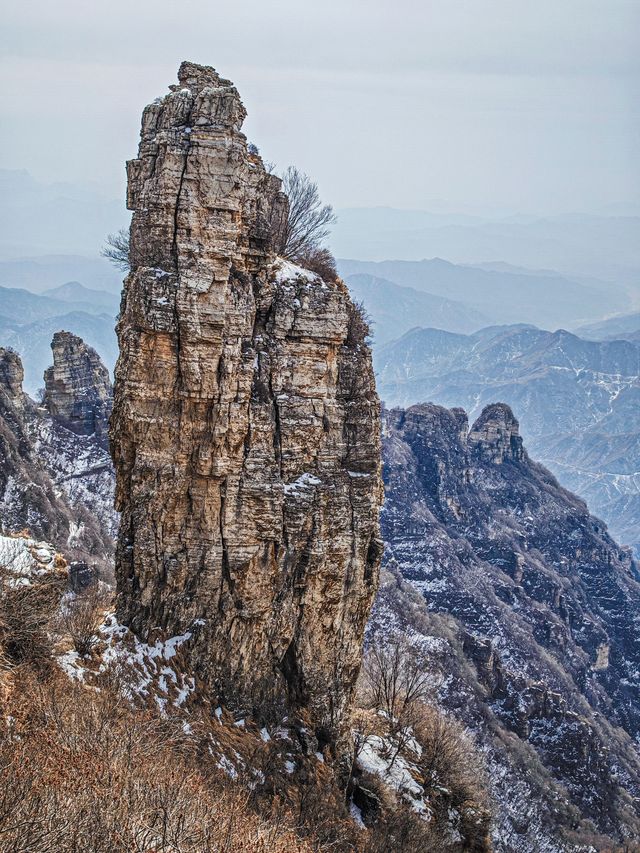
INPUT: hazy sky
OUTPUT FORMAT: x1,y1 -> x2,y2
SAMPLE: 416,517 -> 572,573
1,0 -> 638,214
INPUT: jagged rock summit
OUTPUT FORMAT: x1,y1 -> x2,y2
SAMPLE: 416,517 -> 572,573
43,331 -> 113,450
111,61 -> 383,742
468,402 -> 524,464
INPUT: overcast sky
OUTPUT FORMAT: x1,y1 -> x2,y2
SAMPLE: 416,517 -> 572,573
1,0 -> 638,215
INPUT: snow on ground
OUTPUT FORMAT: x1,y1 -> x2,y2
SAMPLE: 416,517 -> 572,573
273,258 -> 317,284
355,732 -> 430,818
0,534 -> 59,586
54,612 -> 196,714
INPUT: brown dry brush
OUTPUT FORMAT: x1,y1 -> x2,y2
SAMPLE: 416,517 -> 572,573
55,585 -> 111,658
0,577 -> 490,852
0,668 -> 317,853
0,572 -> 317,853
0,567 -> 66,675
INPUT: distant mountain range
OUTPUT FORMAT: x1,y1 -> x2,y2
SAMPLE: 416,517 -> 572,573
332,207 -> 640,289
344,273 -> 489,343
0,169 -> 127,259
374,324 -> 640,554
339,257 -> 629,332
0,284 -> 118,393
575,311 -> 640,342
0,255 -> 123,294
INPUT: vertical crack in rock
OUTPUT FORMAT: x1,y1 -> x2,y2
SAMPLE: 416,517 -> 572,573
111,61 -> 383,744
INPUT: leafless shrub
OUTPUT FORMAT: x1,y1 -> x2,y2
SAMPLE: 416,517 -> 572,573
0,569 -> 65,673
0,668 -> 318,853
414,704 -> 487,806
101,227 -> 130,272
346,300 -> 372,346
57,586 -> 111,657
296,246 -> 338,282
360,635 -> 431,730
351,706 -> 383,762
365,801 -> 447,853
273,166 -> 337,262
354,634 -> 491,848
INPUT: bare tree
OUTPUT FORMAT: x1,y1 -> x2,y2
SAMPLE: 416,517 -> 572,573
361,636 -> 432,730
101,228 -> 130,272
274,167 -> 337,262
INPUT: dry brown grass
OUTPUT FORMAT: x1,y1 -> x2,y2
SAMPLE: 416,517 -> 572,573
0,668 -> 317,853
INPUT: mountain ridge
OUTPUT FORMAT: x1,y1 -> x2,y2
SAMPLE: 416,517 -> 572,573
377,400 -> 640,851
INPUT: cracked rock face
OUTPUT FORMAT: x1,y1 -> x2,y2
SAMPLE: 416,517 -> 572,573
468,402 -> 524,464
111,62 -> 383,740
43,331 -> 113,451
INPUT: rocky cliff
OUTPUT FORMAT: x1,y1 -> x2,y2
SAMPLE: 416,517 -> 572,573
376,401 -> 640,851
0,342 -> 116,578
111,62 -> 383,741
43,330 -> 113,450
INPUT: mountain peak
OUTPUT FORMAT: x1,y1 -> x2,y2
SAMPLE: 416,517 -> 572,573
469,403 -> 524,464
112,61 -> 383,745
43,331 -> 112,449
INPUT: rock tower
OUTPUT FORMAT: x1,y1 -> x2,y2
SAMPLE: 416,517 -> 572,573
43,331 -> 113,450
111,62 -> 383,739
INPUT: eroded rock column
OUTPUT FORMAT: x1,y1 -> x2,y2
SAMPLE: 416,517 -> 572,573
111,62 -> 383,739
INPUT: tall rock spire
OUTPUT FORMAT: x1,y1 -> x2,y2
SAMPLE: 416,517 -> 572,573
0,348 -> 24,400
43,331 -> 113,451
111,62 -> 383,741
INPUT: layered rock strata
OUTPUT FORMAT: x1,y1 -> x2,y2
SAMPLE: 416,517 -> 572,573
0,348 -> 24,400
43,331 -> 113,450
111,62 -> 382,739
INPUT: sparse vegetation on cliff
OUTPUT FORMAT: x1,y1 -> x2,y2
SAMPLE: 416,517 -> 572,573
273,166 -> 337,262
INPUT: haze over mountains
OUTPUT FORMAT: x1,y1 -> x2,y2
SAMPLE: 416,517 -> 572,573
0,169 -> 127,262
577,311 -> 640,342
1,166 -> 640,560
1,28 -> 639,848
339,258 -> 632,334
333,206 -> 640,288
344,272 -> 490,344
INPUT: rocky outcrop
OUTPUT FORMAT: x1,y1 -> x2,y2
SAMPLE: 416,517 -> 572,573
376,401 -> 640,851
0,342 -> 116,578
43,331 -> 113,450
0,348 -> 24,400
468,402 -> 524,464
111,62 -> 382,741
